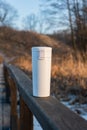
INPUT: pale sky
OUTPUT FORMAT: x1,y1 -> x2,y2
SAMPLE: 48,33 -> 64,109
5,0 -> 40,29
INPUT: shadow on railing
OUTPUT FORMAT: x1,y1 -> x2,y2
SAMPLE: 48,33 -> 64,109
3,62 -> 87,130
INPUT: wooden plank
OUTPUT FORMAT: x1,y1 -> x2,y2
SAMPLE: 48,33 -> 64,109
8,77 -> 18,130
5,64 -> 87,130
20,96 -> 33,130
3,64 -> 10,102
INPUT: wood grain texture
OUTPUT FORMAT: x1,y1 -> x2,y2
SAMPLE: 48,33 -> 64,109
20,96 -> 33,130
4,64 -> 87,130
8,77 -> 18,130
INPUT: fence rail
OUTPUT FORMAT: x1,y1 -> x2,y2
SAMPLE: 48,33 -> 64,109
3,63 -> 87,130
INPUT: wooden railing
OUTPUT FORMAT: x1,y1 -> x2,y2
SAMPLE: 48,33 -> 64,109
3,63 -> 87,130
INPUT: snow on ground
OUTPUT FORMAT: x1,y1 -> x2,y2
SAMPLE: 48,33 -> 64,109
62,102 -> 87,121
61,99 -> 87,120
33,117 -> 42,130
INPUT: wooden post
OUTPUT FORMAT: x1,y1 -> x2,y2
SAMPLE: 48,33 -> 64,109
8,77 -> 18,130
3,66 -> 10,102
20,96 -> 33,130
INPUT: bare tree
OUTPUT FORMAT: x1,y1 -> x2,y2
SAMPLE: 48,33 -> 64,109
23,13 -> 49,33
0,0 -> 18,27
23,13 -> 38,32
71,0 -> 87,54
66,0 -> 76,48
40,0 -> 87,57
40,0 -> 69,31
37,12 -> 51,34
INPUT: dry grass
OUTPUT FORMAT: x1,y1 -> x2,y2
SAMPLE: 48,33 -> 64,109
50,53 -> 87,104
0,26 -> 60,58
52,54 -> 87,78
9,52 -> 87,89
8,55 -> 32,71
0,26 -> 87,103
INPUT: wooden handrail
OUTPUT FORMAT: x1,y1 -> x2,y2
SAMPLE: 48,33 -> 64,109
3,63 -> 87,130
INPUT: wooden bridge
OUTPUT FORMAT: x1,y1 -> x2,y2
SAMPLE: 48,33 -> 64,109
0,62 -> 87,130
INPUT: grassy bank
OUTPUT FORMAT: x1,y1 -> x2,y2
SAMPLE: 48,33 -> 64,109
0,27 -> 87,104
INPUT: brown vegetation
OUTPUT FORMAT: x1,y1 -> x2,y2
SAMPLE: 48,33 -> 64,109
0,26 -> 87,104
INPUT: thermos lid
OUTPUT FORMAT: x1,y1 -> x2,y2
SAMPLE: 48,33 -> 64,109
32,47 -> 52,51
32,47 -> 52,59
